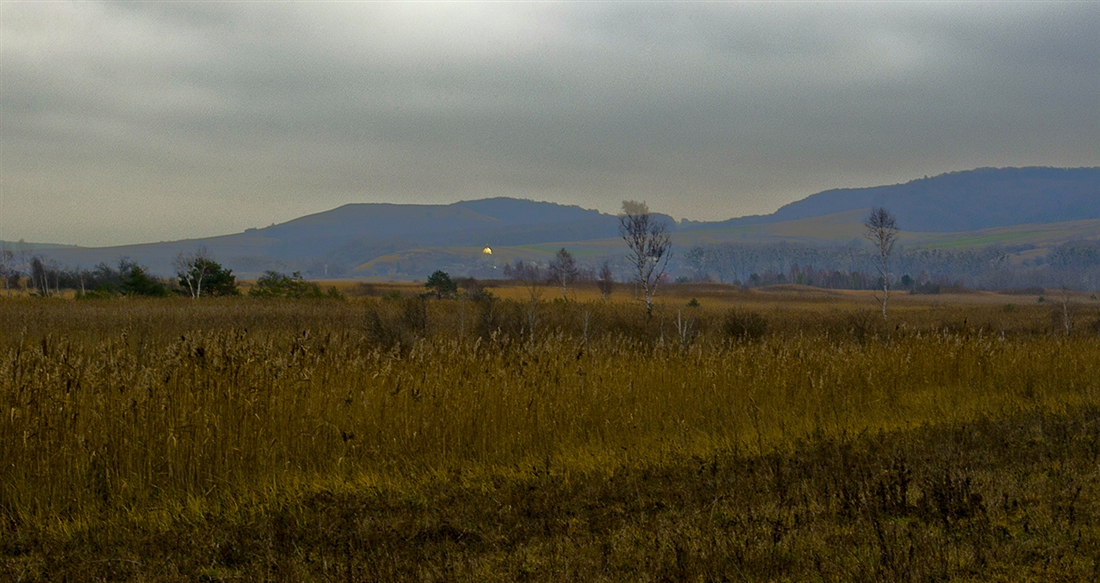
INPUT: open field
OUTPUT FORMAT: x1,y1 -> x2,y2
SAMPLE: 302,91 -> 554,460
3,290 -> 1100,581
341,212 -> 1100,277
357,279 -> 1097,309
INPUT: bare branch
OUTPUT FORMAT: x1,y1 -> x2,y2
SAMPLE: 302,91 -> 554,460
620,200 -> 672,316
864,207 -> 899,320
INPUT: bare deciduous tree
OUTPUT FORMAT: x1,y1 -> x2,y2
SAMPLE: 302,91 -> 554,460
174,246 -> 226,297
47,259 -> 62,296
1060,284 -> 1073,336
619,200 -> 672,316
507,259 -> 545,341
548,248 -> 579,301
30,257 -> 51,297
597,261 -> 614,300
16,240 -> 31,294
174,248 -> 211,299
0,245 -> 14,298
864,207 -> 899,320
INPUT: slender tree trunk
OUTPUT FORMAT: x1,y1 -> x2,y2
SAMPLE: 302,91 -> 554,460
882,280 -> 889,321
1062,286 -> 1071,336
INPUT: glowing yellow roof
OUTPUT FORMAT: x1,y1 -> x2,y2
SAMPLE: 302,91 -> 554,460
482,246 -> 492,255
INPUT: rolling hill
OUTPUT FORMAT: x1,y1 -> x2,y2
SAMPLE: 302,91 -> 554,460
691,167 -> 1100,233
23,166 -> 1100,279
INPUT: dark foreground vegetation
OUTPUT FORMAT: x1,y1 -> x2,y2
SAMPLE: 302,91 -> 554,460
2,296 -> 1100,580
8,407 -> 1100,581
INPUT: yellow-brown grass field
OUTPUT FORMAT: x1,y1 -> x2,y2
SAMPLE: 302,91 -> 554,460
3,285 -> 1100,581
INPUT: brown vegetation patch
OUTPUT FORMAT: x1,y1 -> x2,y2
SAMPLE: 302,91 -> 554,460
1,296 -> 1099,580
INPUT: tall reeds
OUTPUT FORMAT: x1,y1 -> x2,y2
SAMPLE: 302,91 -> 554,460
1,297 -> 1098,528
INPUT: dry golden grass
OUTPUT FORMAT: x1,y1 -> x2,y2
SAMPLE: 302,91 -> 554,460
2,292 -> 1100,580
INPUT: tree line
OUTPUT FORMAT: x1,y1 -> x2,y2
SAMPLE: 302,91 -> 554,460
9,202 -> 1095,305
684,239 -> 1100,292
0,245 -> 343,300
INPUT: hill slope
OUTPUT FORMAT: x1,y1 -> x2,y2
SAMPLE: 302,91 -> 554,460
694,167 -> 1100,233
35,199 -> 623,277
25,166 -> 1100,279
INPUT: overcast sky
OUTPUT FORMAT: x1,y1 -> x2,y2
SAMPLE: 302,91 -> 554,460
2,1 -> 1098,247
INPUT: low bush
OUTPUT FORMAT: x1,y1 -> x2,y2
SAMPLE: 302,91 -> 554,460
723,309 -> 767,342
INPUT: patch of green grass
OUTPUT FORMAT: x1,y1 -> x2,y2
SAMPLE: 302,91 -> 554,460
918,230 -> 1049,249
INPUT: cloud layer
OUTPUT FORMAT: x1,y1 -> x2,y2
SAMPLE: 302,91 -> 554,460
3,2 -> 1098,246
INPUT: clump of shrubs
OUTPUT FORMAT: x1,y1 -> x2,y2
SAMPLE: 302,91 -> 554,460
71,258 -> 171,299
366,297 -> 429,350
999,286 -> 1046,296
723,309 -> 767,342
248,271 -> 340,299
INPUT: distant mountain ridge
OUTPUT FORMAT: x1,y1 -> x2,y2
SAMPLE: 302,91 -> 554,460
31,198 -> 628,277
257,197 -> 629,256
25,166 -> 1100,279
692,167 -> 1100,233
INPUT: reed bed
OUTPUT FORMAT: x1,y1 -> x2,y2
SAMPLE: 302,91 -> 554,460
2,297 -> 1097,517
2,296 -> 1100,580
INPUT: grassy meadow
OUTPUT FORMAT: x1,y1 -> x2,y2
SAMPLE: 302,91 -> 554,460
3,283 -> 1100,581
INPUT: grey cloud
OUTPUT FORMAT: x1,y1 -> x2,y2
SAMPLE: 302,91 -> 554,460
2,2 -> 1098,246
